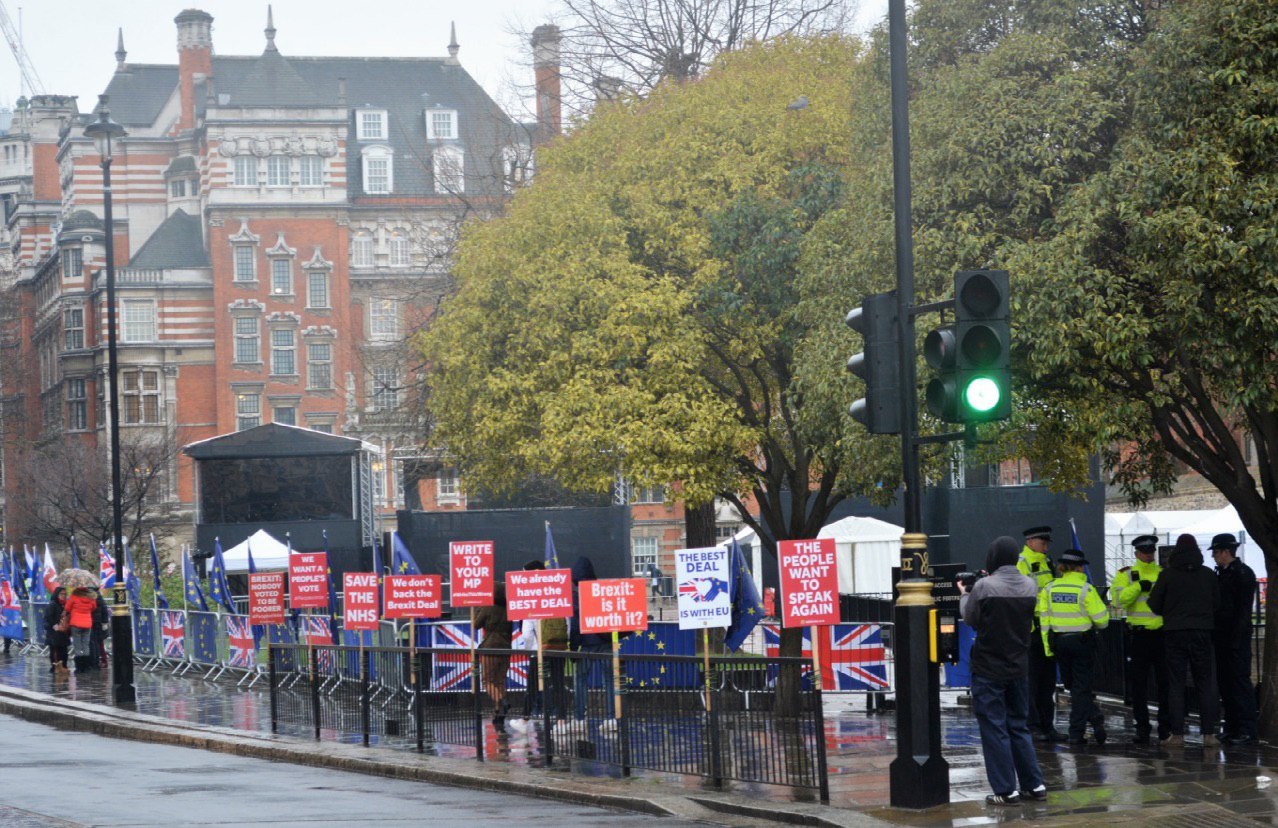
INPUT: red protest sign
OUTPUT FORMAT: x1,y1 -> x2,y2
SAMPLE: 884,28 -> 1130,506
248,572 -> 286,625
449,541 -> 494,607
778,538 -> 839,627
579,578 -> 648,634
384,574 -> 442,619
505,568 -> 573,621
343,571 -> 380,631
288,552 -> 329,609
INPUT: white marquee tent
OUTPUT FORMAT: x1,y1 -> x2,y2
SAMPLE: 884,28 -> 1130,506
817,516 -> 903,595
1104,506 -> 1261,579
219,529 -> 291,573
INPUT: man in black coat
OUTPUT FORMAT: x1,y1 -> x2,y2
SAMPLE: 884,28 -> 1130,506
1149,534 -> 1221,747
1210,534 -> 1259,745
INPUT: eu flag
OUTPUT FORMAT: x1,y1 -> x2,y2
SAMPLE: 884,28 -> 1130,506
209,538 -> 235,613
545,521 -> 560,568
391,532 -> 421,575
724,536 -> 763,652
9,549 -> 27,600
182,547 -> 209,612
69,536 -> 81,570
324,531 -> 340,644
150,534 -> 169,609
124,547 -> 142,608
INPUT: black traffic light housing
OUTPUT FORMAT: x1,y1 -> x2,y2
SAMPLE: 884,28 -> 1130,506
846,291 -> 902,434
924,269 -> 1011,423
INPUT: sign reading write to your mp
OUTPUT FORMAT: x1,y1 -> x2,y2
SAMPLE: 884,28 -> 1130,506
777,538 -> 839,627
449,541 -> 494,607
342,572 -> 380,631
579,577 -> 648,634
675,546 -> 731,630
248,572 -> 286,625
288,552 -> 328,609
505,569 -> 573,621
384,574 -> 443,620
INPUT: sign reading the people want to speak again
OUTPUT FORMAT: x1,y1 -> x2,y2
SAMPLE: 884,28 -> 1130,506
384,574 -> 442,619
248,572 -> 286,625
505,568 -> 573,621
449,540 -> 494,607
579,577 -> 648,634
343,572 -> 380,631
288,552 -> 328,609
778,538 -> 839,627
675,546 -> 731,630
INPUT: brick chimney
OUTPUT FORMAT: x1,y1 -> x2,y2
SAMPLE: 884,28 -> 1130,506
175,9 -> 213,132
531,24 -> 561,141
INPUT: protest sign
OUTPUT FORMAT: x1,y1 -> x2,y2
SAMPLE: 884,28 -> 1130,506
288,552 -> 328,609
778,538 -> 839,627
505,568 -> 573,621
343,572 -> 380,631
579,578 -> 648,634
384,574 -> 442,619
675,546 -> 731,630
449,540 -> 494,607
248,572 -> 286,625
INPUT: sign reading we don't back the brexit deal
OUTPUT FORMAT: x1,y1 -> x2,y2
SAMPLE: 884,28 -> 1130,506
675,546 -> 731,630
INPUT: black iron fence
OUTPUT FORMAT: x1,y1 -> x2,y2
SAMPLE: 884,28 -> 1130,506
268,644 -> 828,800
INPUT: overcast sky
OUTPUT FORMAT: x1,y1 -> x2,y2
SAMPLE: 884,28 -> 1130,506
4,1 -> 887,117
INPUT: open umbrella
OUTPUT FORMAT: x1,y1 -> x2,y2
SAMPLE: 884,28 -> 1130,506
56,568 -> 99,590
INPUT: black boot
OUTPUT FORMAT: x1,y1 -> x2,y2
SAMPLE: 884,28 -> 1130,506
74,656 -> 91,673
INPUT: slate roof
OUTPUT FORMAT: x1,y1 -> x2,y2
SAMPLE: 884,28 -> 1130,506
101,65 -> 179,127
183,422 -> 374,459
128,209 -> 210,269
62,210 -> 104,232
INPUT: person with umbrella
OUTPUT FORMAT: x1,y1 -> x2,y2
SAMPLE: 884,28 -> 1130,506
59,569 -> 100,674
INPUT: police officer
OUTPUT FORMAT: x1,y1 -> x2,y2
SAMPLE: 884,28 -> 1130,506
1210,533 -> 1259,745
1110,534 -> 1170,744
1038,550 -> 1109,746
1018,526 -> 1061,741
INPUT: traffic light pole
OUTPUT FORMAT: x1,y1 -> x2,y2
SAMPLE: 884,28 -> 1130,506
886,0 -> 949,808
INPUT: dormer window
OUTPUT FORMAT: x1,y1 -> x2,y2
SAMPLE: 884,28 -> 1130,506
426,109 -> 458,140
361,146 -> 393,194
357,109 -> 388,141
433,146 -> 464,194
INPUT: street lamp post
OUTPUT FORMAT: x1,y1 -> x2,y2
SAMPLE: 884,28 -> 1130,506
84,94 -> 134,704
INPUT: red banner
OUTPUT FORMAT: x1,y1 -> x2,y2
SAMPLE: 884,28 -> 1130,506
248,572 -> 286,625
778,538 -> 839,627
343,572 -> 380,631
579,578 -> 648,634
384,574 -> 442,619
288,552 -> 329,609
505,568 -> 573,621
449,541 -> 494,607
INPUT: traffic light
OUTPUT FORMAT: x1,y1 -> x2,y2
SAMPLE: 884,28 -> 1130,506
846,291 -> 901,434
924,269 -> 1011,423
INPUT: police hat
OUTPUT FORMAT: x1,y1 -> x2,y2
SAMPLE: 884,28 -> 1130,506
1022,526 -> 1052,542
1132,534 -> 1159,551
1059,549 -> 1088,566
1208,533 -> 1240,551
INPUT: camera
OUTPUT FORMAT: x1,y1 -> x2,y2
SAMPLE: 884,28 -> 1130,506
957,570 -> 987,590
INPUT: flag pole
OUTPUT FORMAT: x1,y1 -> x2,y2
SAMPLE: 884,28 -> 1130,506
810,624 -> 822,692
702,627 -> 711,714
611,630 -> 622,721
536,619 -> 545,722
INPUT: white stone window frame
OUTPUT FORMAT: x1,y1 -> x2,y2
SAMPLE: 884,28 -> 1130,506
305,337 -> 334,391
631,536 -> 659,576
298,155 -> 323,187
437,468 -> 461,504
233,155 -> 258,187
361,145 -> 394,195
63,305 -> 85,351
121,299 -> 157,344
369,365 -> 400,412
229,222 -> 261,283
61,245 -> 83,281
232,313 -> 262,366
265,233 -> 297,298
432,146 -> 464,194
426,109 -> 458,140
266,155 -> 292,187
388,233 -> 411,268
351,233 -> 375,269
368,298 -> 399,342
356,109 -> 388,142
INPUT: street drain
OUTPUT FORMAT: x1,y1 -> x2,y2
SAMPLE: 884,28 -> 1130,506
1158,811 -> 1262,828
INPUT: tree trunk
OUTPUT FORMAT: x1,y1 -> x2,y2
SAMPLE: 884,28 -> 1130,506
684,500 -> 716,548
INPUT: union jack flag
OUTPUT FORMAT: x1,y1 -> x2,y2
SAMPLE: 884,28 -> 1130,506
431,622 -> 474,691
304,615 -> 335,674
762,623 -> 891,691
679,577 -> 727,602
161,611 -> 185,659
226,616 -> 256,668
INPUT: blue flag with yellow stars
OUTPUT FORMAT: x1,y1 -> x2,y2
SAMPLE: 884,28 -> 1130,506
150,534 -> 169,609
10,549 -> 27,601
208,538 -> 235,613
324,532 -> 340,645
182,546 -> 209,612
124,547 -> 141,608
391,532 -> 421,575
545,521 -> 560,568
724,536 -> 763,652
189,610 -> 219,665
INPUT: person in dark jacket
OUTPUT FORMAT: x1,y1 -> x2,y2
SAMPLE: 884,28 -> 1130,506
473,584 -> 512,728
960,536 -> 1046,807
1148,534 -> 1221,747
1210,533 -> 1259,744
569,556 -> 613,722
44,587 -> 69,674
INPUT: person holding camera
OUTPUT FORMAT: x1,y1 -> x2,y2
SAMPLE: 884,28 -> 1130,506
960,536 -> 1046,806
1110,534 -> 1169,744
1038,550 -> 1109,746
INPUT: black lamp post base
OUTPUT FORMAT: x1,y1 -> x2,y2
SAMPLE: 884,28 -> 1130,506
110,586 -> 135,704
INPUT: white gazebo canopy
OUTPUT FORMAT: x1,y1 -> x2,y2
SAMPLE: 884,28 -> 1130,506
817,516 -> 904,596
219,529 -> 291,573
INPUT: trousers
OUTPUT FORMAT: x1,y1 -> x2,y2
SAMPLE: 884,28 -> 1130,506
1026,628 -> 1057,733
1165,629 -> 1218,736
1215,632 -> 1258,739
1053,632 -> 1099,739
972,673 -> 1044,796
1127,627 -> 1170,738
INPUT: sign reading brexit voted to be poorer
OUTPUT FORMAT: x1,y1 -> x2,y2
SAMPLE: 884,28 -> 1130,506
675,546 -> 731,630
449,541 -> 494,607
505,568 -> 573,621
288,552 -> 328,609
249,572 -> 286,625
777,538 -> 839,627
579,578 -> 648,634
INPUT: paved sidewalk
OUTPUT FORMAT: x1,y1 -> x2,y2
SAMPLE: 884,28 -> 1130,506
3,650 -> 1278,826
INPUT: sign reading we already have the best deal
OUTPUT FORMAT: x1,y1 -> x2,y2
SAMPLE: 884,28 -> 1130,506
675,546 -> 731,630
505,568 -> 573,621
449,541 -> 494,607
579,578 -> 648,634
777,538 -> 839,627
288,552 -> 328,609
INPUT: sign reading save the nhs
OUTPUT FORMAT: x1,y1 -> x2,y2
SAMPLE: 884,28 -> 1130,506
675,546 -> 731,630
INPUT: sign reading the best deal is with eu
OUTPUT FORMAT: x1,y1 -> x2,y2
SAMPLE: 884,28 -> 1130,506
674,546 -> 731,630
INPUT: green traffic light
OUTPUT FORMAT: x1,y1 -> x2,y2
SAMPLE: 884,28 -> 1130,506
964,376 -> 1002,413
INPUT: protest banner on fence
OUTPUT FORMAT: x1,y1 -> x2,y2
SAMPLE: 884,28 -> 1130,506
343,572 -> 380,630
579,578 -> 648,634
384,574 -> 442,619
505,569 -> 573,621
674,546 -> 731,630
448,541 -> 494,607
288,552 -> 328,609
778,538 -> 839,627
248,572 -> 286,625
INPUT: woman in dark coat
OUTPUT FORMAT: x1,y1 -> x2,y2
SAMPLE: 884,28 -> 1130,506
44,587 -> 69,673
473,584 -> 512,728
